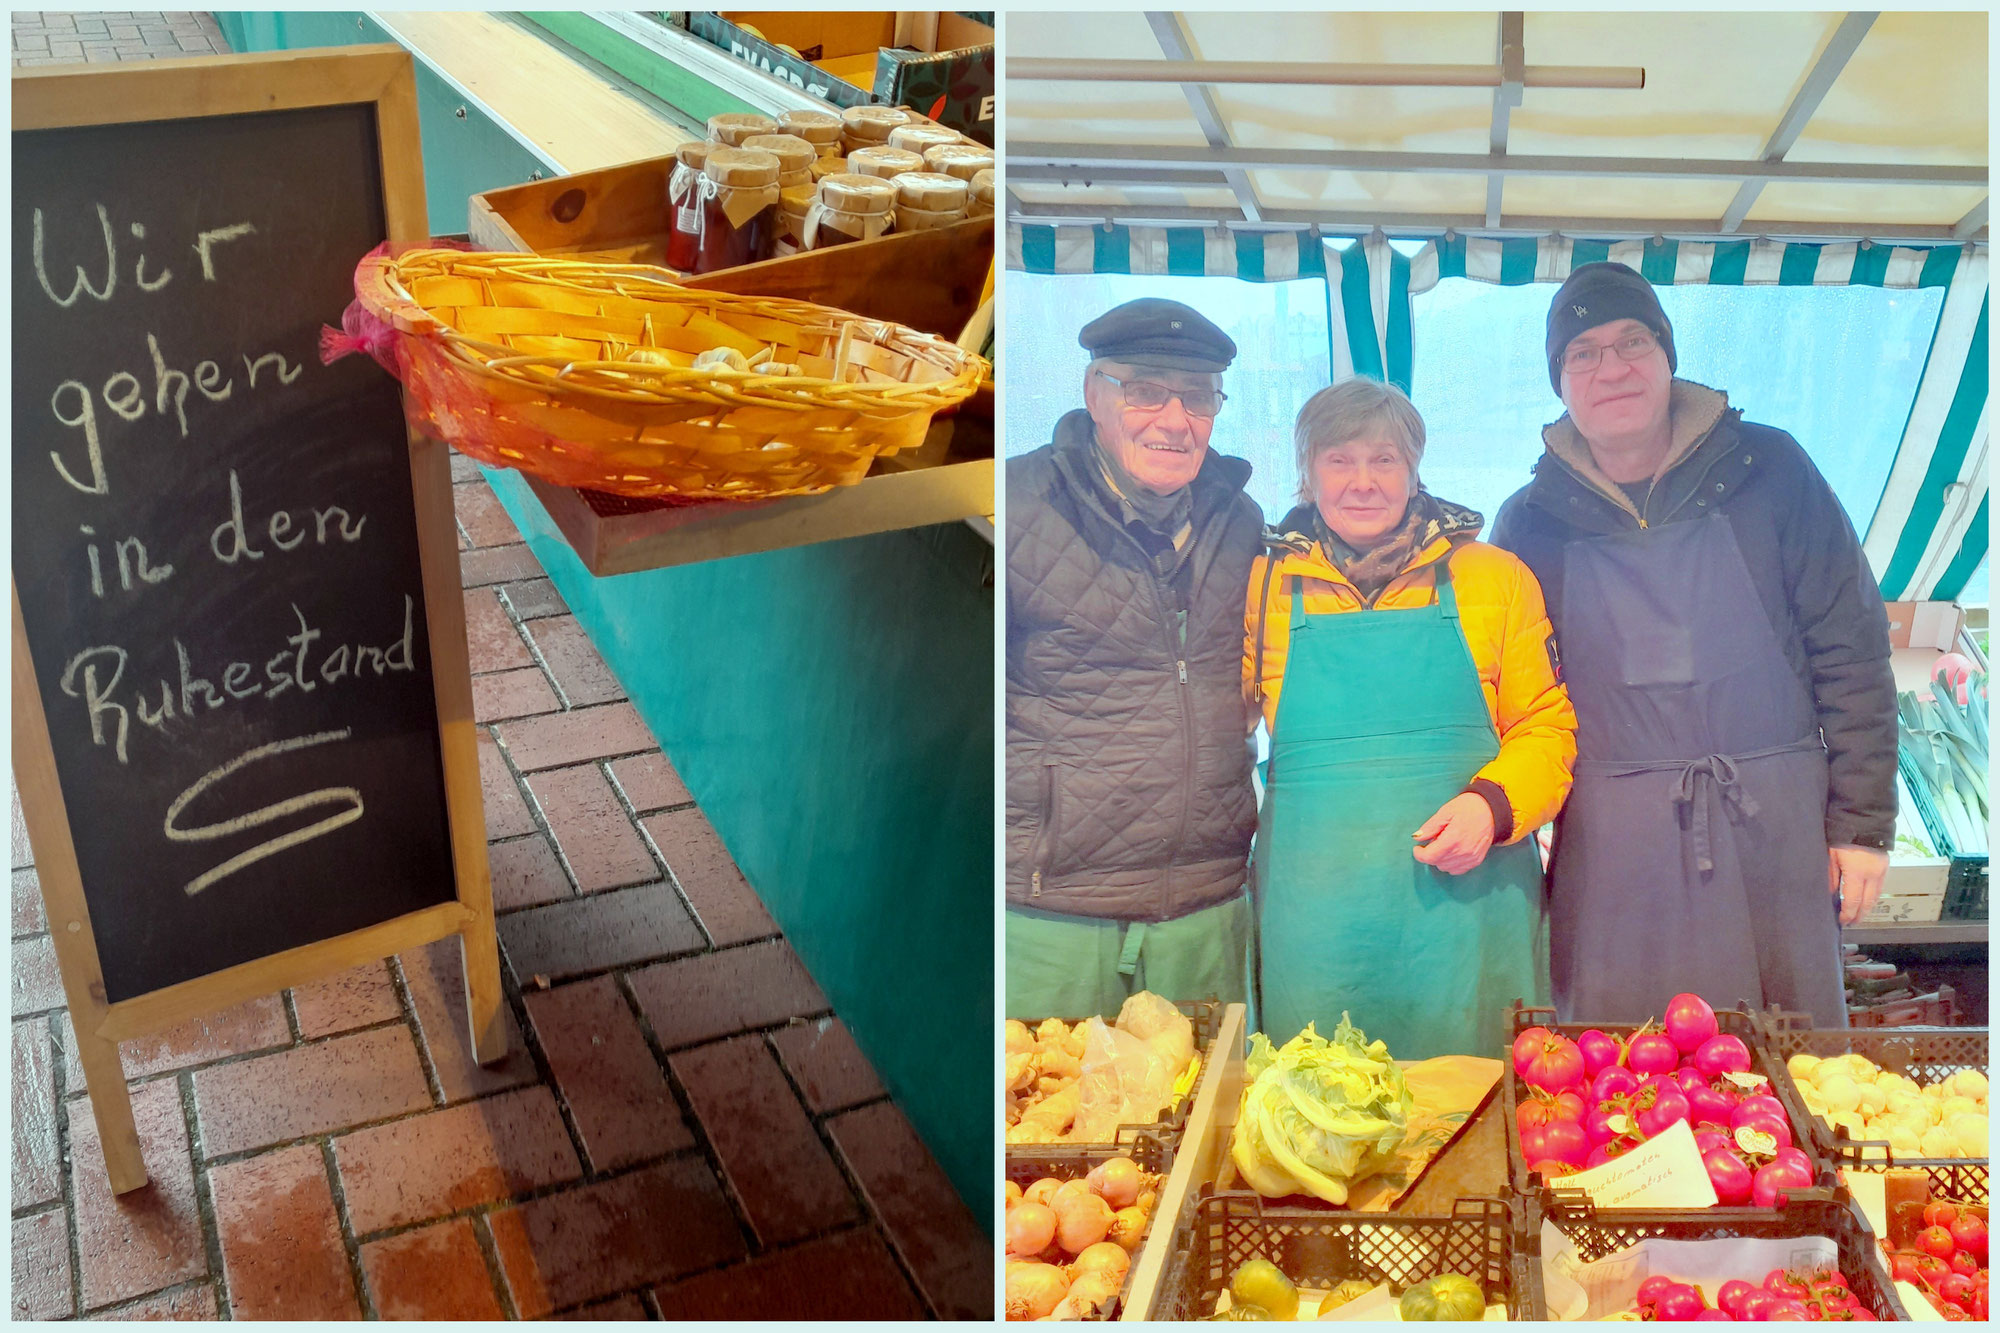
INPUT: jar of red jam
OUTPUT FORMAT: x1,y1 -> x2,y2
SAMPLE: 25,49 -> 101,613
695,148 -> 781,274
664,140 -> 710,272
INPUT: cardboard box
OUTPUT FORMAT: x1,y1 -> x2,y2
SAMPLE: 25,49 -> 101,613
1883,600 -> 1966,651
685,11 -> 994,145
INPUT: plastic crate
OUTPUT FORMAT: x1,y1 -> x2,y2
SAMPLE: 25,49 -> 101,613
1751,1009 -> 1989,1204
1006,998 -> 1220,1158
1527,1188 -> 1909,1320
1153,1189 -> 1539,1321
1943,856 -> 1988,920
1503,1004 -> 1833,1215
1004,1133 -> 1170,1321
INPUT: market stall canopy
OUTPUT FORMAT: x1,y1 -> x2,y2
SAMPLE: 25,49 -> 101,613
1006,10 -> 1987,242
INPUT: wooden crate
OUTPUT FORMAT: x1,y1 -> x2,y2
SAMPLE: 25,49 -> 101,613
467,156 -> 993,574
1863,855 -> 1950,925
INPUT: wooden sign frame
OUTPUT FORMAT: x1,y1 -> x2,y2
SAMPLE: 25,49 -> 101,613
11,47 -> 502,1194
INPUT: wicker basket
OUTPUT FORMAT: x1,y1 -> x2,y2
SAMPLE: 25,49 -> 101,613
346,247 -> 987,502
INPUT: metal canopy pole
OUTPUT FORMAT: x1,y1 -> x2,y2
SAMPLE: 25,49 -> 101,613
1721,11 -> 1879,233
1487,13 -> 1524,229
1146,10 -> 1259,224
1009,56 -> 1644,89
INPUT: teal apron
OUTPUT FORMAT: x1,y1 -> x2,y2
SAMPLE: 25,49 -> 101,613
1256,558 -> 1550,1060
1003,896 -> 1252,1020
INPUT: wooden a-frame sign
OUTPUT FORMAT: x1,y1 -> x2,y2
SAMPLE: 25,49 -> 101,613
12,48 -> 502,1193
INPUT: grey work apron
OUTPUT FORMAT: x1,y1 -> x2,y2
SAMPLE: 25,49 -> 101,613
1549,513 -> 1845,1027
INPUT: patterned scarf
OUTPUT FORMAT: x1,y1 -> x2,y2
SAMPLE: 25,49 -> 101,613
1092,436 -> 1194,552
1313,490 -> 1451,605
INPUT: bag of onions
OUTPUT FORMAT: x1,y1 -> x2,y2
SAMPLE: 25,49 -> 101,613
1003,1155 -> 1162,1320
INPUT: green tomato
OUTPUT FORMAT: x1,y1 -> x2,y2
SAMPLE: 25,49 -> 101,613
1398,1274 -> 1485,1321
1227,1304 -> 1275,1321
1229,1261 -> 1300,1322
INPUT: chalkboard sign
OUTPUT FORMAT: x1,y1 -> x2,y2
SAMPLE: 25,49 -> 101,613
13,51 -> 501,1192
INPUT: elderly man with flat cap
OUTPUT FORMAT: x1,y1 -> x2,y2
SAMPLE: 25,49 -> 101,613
1005,298 -> 1263,1017
1491,262 -> 1897,1028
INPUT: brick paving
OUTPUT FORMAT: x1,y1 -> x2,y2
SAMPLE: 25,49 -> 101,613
10,437 -> 987,1312
12,11 -> 228,66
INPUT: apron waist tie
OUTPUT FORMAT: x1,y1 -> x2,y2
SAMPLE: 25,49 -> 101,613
1577,738 -> 1821,876
1117,922 -> 1147,978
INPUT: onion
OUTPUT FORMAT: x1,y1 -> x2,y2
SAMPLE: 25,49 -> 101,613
1085,1156 -> 1143,1208
1072,1241 -> 1132,1287
1106,1206 -> 1149,1252
1051,1178 -> 1094,1210
1024,1177 -> 1062,1207
1005,1180 -> 1023,1209
1063,1270 -> 1124,1318
1052,1190 -> 1114,1253
1006,1200 -> 1057,1257
1005,1262 -> 1069,1320
1134,1188 -> 1158,1215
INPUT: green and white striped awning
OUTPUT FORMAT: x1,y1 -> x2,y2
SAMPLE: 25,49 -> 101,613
1007,223 -> 1988,601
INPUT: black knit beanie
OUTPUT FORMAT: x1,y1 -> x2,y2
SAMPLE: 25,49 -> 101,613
1546,261 -> 1677,393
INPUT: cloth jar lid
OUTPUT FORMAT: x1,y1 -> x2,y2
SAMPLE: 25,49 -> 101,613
674,140 -> 711,171
841,104 -> 911,139
740,134 -> 817,176
893,171 -> 969,211
704,147 -> 781,188
777,109 -> 843,145
888,124 -> 964,156
925,144 -> 995,180
707,112 -> 776,147
969,168 -> 996,204
846,145 -> 925,180
779,183 -> 817,213
809,156 -> 847,182
895,203 -> 967,232
817,172 -> 897,214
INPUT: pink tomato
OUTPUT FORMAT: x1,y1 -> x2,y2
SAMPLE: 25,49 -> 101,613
1664,993 -> 1720,1053
1733,1112 -> 1794,1155
1577,1028 -> 1626,1077
1694,1128 -> 1732,1156
1517,1032 -> 1588,1094
1703,1148 -> 1754,1205
1717,1280 -> 1757,1317
1732,1095 -> 1788,1128
1513,1026 -> 1553,1077
1764,1298 -> 1811,1320
1751,1158 -> 1813,1208
1629,1032 -> 1680,1077
1585,1139 -> 1635,1169
1695,1033 -> 1753,1079
1735,1290 -> 1775,1320
1657,1285 -> 1706,1321
1593,1065 -> 1642,1102
1587,1106 -> 1633,1147
1637,1277 -> 1677,1306
1773,1147 -> 1812,1177
1637,1084 -> 1692,1138
1693,1310 -> 1732,1322
1687,1082 -> 1737,1127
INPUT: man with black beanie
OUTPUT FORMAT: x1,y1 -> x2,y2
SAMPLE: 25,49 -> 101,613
1005,298 -> 1262,1019
1490,261 -> 1897,1028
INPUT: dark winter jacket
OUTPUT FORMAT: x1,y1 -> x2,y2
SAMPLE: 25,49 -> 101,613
1006,410 -> 1263,920
1490,380 -> 1897,851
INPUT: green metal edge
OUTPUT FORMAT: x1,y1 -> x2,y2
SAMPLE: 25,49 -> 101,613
516,12 -> 760,122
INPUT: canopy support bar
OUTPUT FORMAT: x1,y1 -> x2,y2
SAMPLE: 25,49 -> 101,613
1146,11 -> 1258,223
1722,11 -> 1879,233
1955,198 -> 1989,241
1486,12 -> 1524,228
1010,56 -> 1642,89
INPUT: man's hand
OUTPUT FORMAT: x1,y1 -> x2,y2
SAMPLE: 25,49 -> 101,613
1414,794 -> 1497,876
1829,845 -> 1889,925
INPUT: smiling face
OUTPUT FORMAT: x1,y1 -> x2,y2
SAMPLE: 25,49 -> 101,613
1083,360 -> 1219,494
1312,435 -> 1413,549
1559,317 -> 1673,447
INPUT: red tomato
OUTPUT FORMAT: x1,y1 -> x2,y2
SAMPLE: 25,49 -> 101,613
1587,1107 -> 1631,1147
1735,1290 -> 1776,1320
1936,1303 -> 1970,1322
1716,1280 -> 1757,1317
1518,1032 -> 1588,1094
1657,1285 -> 1705,1321
1910,1253 -> 1950,1284
1664,992 -> 1720,1053
1764,1270 -> 1813,1300
1686,1081 -> 1737,1128
1637,1276 -> 1677,1306
1919,1225 -> 1958,1261
1925,1201 -> 1962,1228
1948,1211 -> 1986,1263
1889,1251 -> 1922,1284
1518,1099 -> 1559,1134
1936,1273 -> 1975,1306
1528,1158 -> 1579,1178
1949,1250 -> 1979,1277
1764,1298 -> 1812,1320
1973,1288 -> 1988,1322
1693,1309 -> 1732,1321
1513,1026 -> 1553,1076
1551,1090 -> 1588,1123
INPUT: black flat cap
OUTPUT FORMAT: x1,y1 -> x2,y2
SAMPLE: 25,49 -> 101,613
1079,298 -> 1236,373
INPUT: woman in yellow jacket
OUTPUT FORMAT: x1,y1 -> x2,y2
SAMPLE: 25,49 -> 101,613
1244,377 -> 1576,1059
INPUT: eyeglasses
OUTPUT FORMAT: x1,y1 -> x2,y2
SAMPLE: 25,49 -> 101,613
1095,369 -> 1227,419
1561,330 -> 1661,375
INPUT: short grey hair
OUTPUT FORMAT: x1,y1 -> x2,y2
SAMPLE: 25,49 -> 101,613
1292,377 -> 1427,503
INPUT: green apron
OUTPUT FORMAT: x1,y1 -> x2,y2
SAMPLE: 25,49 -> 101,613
1257,558 -> 1549,1060
1004,895 -> 1251,1020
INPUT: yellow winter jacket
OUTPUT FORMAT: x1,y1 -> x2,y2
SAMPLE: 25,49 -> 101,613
1242,523 -> 1578,843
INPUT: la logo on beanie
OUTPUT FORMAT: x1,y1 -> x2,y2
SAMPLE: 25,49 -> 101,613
1573,305 -> 1587,316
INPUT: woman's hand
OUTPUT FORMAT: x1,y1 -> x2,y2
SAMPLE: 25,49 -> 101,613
1413,793 -> 1496,875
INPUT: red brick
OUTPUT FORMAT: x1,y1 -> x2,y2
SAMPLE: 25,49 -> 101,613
334,1085 -> 581,1234
11,933 -> 63,1015
526,615 -> 627,707
13,866 -> 46,934
97,1284 -> 219,1320
474,665 -> 560,724
290,961 -> 400,1040
58,996 -> 291,1089
555,1293 -> 649,1319
771,1017 -> 888,1114
496,702 -> 657,772
655,1227 -> 925,1320
209,1143 -> 360,1319
464,587 -> 534,673
642,809 -> 777,946
498,884 -> 704,983
450,451 -> 484,485
460,541 -> 543,589
13,1207 -> 72,1319
400,937 -> 539,1103
478,730 -> 536,840
456,482 -> 523,548
608,752 -> 692,813
484,1158 -> 746,1317
671,1035 -> 857,1246
70,1079 -> 208,1309
502,577 -> 568,621
192,1026 -> 431,1157
628,939 -> 828,1049
828,1102 -> 990,1320
361,1218 -> 505,1320
13,1016 -> 60,1209
522,976 -> 693,1172
488,834 -> 573,912
528,764 -> 657,893
11,787 -> 32,869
